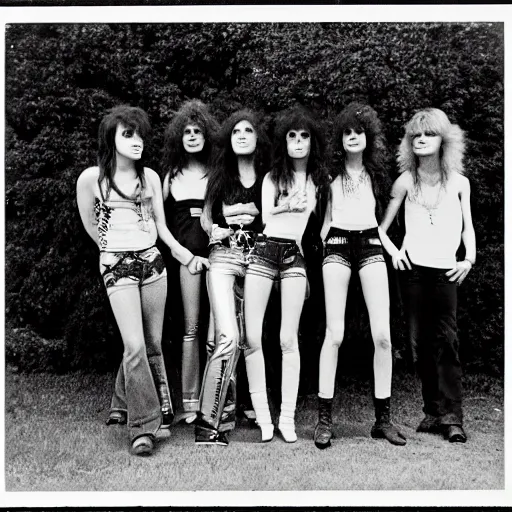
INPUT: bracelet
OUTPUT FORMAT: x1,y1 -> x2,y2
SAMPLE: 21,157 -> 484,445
186,255 -> 195,266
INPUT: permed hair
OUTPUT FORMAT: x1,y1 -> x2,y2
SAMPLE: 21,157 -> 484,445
270,106 -> 329,198
331,102 -> 391,220
205,109 -> 271,209
98,105 -> 151,201
161,99 -> 219,181
398,108 -> 465,183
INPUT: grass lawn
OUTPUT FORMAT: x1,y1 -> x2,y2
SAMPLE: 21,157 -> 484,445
5,367 -> 503,492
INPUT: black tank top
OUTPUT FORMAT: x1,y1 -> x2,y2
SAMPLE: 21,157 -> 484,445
164,195 -> 209,257
212,175 -> 264,234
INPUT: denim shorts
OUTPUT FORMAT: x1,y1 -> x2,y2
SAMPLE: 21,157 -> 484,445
323,227 -> 385,270
208,244 -> 248,278
99,246 -> 167,295
246,235 -> 307,281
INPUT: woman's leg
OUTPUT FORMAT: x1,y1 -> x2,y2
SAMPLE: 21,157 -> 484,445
278,274 -> 307,442
141,274 -> 173,426
359,261 -> 392,398
244,272 -> 274,441
198,269 -> 239,435
314,261 -> 351,448
318,262 -> 352,399
180,264 -> 203,415
108,286 -> 161,445
360,261 -> 406,445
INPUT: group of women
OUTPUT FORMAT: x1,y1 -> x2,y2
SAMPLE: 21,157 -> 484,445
77,99 -> 475,456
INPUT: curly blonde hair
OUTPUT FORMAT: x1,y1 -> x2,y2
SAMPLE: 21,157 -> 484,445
398,108 -> 465,184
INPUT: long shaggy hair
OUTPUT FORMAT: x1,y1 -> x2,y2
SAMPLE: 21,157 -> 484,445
398,108 -> 465,184
205,109 -> 271,208
331,102 -> 392,220
270,106 -> 329,200
161,99 -> 219,181
98,105 -> 151,200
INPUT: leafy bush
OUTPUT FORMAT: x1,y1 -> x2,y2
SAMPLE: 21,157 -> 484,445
5,23 -> 503,376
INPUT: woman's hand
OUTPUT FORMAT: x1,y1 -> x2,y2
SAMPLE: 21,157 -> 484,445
210,224 -> 233,244
287,189 -> 307,212
446,260 -> 472,285
187,255 -> 210,275
392,248 -> 412,271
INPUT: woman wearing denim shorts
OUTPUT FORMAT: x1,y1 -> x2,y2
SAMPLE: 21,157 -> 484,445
379,108 -> 475,443
314,103 -> 406,449
244,107 -> 329,443
194,110 -> 271,445
77,106 -> 208,455
162,100 -> 219,423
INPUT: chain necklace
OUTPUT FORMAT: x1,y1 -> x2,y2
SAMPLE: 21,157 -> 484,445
410,179 -> 444,225
342,168 -> 368,198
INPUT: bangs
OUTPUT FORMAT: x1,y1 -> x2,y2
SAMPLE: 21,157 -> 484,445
119,110 -> 151,140
406,110 -> 449,137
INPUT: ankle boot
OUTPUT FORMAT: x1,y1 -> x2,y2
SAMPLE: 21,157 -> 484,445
314,397 -> 333,449
371,397 -> 406,446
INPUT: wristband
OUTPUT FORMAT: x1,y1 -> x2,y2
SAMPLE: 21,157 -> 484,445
186,255 -> 195,266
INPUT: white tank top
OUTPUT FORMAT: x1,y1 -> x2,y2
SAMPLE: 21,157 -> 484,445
263,175 -> 317,251
329,173 -> 378,231
404,183 -> 462,269
95,180 -> 157,252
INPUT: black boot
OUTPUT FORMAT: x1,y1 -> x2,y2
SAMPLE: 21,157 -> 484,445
371,397 -> 406,446
314,397 -> 333,449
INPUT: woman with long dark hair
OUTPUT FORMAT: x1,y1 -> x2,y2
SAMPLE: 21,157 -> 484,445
194,109 -> 271,445
244,106 -> 328,443
379,108 -> 475,443
77,105 -> 208,455
314,102 -> 406,449
162,99 -> 219,422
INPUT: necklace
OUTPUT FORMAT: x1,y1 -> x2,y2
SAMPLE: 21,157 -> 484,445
343,168 -> 368,198
410,180 -> 444,225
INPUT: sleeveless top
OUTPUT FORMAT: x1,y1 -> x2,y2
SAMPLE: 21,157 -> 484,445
263,174 -> 317,251
94,179 -> 157,253
212,174 -> 265,235
164,194 -> 209,256
404,183 -> 463,269
328,173 -> 378,231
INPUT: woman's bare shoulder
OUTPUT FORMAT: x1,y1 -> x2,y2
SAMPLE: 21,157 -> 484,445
77,166 -> 100,187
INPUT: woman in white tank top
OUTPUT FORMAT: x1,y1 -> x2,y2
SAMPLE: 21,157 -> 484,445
379,108 -> 476,443
76,106 -> 209,456
314,103 -> 406,449
244,107 -> 329,443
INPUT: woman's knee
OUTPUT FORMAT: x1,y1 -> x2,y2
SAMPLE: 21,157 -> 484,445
214,332 -> 238,357
324,325 -> 344,349
123,337 -> 146,362
373,333 -> 392,353
280,330 -> 299,354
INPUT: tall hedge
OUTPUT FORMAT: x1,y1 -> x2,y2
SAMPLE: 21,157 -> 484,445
5,23 -> 503,376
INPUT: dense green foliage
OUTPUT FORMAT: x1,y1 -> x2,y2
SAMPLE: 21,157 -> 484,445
5,23 -> 503,376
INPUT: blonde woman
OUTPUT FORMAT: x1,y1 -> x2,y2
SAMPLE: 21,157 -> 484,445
379,108 -> 476,443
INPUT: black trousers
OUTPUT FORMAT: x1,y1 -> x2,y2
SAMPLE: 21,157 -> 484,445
401,264 -> 463,426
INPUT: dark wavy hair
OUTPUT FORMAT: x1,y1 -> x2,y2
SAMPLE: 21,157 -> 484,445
331,102 -> 392,220
205,109 -> 271,209
97,105 -> 151,200
270,106 -> 329,200
161,99 -> 219,181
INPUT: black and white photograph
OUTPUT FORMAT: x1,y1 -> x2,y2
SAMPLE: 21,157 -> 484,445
1,3 -> 507,507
